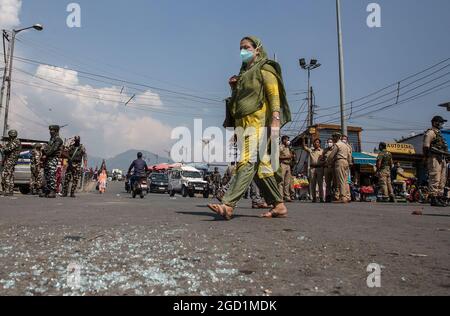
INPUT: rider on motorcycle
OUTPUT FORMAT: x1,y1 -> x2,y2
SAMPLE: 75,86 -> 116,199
127,152 -> 148,190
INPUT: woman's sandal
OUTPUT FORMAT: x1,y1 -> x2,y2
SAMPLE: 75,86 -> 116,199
207,204 -> 233,221
260,209 -> 288,219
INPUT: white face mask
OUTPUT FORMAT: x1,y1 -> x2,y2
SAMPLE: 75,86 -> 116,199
286,141 -> 291,146
327,142 -> 333,148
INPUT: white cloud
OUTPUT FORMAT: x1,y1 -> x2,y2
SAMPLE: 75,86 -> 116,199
9,65 -> 174,158
0,0 -> 22,30
36,65 -> 79,86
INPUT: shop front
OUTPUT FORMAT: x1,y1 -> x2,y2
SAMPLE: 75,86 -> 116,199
386,143 -> 425,184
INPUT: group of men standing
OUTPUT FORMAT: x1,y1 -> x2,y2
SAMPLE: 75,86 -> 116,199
277,132 -> 353,203
0,125 -> 87,198
280,132 -> 353,204
282,115 -> 449,207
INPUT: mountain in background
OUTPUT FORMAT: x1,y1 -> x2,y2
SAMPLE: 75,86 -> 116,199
88,150 -> 172,171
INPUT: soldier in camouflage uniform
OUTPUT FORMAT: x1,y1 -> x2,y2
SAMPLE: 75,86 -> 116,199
62,136 -> 87,198
423,116 -> 449,207
30,143 -> 44,195
0,130 -> 22,196
376,142 -> 395,202
40,125 -> 63,198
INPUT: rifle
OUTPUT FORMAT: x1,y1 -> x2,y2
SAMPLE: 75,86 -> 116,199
430,147 -> 450,156
0,148 -> 4,168
67,146 -> 81,167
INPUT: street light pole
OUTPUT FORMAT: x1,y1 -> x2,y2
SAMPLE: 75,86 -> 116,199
307,68 -> 312,127
1,24 -> 43,139
300,58 -> 321,130
0,31 -> 11,138
2,30 -> 16,139
299,58 -> 321,199
336,0 -> 347,135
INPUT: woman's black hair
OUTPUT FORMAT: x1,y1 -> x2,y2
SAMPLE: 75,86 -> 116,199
241,37 -> 257,49
314,138 -> 322,144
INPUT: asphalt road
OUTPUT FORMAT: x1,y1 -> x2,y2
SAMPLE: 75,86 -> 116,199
0,181 -> 449,296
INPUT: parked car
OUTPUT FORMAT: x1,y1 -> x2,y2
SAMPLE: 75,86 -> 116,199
168,166 -> 209,198
149,172 -> 169,193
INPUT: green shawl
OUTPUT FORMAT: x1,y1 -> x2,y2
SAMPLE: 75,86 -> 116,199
224,36 -> 291,128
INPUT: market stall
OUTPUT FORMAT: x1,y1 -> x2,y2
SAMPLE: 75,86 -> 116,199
351,152 -> 378,202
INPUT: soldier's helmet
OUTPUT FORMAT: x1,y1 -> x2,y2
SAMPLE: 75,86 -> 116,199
8,130 -> 18,138
49,125 -> 60,132
74,136 -> 81,142
34,143 -> 42,149
432,116 -> 448,123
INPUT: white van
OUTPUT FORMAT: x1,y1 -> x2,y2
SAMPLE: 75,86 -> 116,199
168,165 -> 209,198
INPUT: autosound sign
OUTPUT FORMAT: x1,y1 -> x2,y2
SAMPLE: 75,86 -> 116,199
386,143 -> 416,155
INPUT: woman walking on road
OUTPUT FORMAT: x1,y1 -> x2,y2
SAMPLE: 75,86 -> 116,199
208,36 -> 291,220
98,168 -> 107,194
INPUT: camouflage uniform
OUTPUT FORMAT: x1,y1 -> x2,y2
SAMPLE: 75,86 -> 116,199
1,135 -> 21,195
30,146 -> 44,194
376,149 -> 394,199
42,127 -> 63,197
62,142 -> 87,197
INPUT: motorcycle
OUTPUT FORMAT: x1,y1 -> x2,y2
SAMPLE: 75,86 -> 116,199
405,178 -> 429,204
132,176 -> 148,199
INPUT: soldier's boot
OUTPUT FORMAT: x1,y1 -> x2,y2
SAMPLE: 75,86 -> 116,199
39,190 -> 47,198
437,196 -> 448,207
47,191 -> 57,199
70,192 -> 76,198
61,190 -> 68,197
431,196 -> 446,207
389,195 -> 396,203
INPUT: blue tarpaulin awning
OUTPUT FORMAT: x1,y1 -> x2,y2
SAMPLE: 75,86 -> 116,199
442,130 -> 450,147
352,152 -> 377,165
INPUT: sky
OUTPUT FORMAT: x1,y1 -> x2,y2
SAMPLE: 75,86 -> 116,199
1,0 -> 450,160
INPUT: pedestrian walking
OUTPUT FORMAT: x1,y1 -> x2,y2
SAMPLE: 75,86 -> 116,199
98,168 -> 107,194
207,36 -> 291,220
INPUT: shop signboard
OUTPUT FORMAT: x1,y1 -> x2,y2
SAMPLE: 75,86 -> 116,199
387,143 -> 415,155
